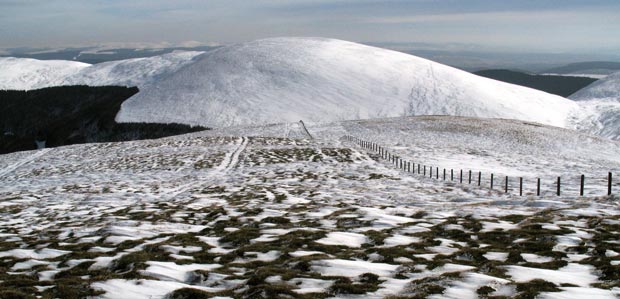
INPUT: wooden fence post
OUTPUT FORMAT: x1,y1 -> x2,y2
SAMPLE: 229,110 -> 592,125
424,165 -> 426,176
443,169 -> 446,181
478,171 -> 481,186
580,175 -> 585,196
468,170 -> 472,184
519,177 -> 523,196
609,172 -> 612,196
436,167 -> 439,179
451,169 -> 454,181
537,178 -> 541,196
557,177 -> 561,196
505,176 -> 508,193
491,173 -> 494,189
460,170 -> 463,183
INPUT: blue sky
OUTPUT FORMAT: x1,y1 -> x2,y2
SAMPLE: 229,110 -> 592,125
0,0 -> 619,53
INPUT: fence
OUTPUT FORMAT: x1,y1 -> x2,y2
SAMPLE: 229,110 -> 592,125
344,135 -> 616,197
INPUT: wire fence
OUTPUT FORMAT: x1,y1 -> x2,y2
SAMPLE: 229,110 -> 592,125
345,135 -> 616,198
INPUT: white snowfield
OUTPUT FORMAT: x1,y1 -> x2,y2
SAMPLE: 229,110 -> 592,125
0,51 -> 204,90
116,37 -> 579,129
1,116 -> 619,298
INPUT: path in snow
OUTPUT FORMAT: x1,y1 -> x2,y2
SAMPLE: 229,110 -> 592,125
0,148 -> 51,178
221,136 -> 248,172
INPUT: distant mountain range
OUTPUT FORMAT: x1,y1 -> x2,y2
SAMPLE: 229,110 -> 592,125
473,69 -> 597,97
542,61 -> 620,75
0,45 -> 218,64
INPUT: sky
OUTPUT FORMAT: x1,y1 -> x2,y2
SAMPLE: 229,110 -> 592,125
1,0 -> 619,54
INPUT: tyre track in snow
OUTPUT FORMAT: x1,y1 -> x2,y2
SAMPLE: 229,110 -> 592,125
0,149 -> 52,179
219,136 -> 248,172
162,137 -> 249,200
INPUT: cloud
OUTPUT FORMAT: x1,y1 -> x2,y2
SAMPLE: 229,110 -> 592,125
0,0 -> 618,54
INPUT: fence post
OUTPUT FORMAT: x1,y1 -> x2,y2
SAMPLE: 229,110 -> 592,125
469,170 -> 472,184
478,171 -> 481,186
557,177 -> 561,196
491,173 -> 494,189
505,176 -> 508,193
443,169 -> 446,181
519,177 -> 523,196
460,170 -> 463,183
451,169 -> 454,181
537,178 -> 541,196
436,167 -> 439,179
609,172 -> 612,196
418,164 -> 420,174
580,175 -> 585,196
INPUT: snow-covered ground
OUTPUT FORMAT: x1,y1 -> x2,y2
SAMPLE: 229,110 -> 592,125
1,116 -> 619,298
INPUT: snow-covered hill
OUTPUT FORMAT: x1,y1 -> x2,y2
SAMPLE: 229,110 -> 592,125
570,71 -> 620,101
116,37 -> 579,129
0,51 -> 204,90
568,72 -> 620,140
60,51 -> 204,87
0,57 -> 89,90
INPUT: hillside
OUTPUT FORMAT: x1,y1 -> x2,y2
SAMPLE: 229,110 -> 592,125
0,86 -> 207,154
0,51 -> 204,90
1,116 -> 619,299
473,69 -> 596,97
570,72 -> 620,101
0,57 -> 89,90
117,37 -> 578,129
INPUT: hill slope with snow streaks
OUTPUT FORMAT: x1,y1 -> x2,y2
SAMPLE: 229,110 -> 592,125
116,37 -> 579,128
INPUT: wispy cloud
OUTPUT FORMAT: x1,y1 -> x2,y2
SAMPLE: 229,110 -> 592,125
0,0 -> 618,54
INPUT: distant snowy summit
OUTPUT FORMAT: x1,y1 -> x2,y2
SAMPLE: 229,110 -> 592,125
117,37 -> 577,129
0,57 -> 90,90
1,37 -> 619,140
0,51 -> 204,90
